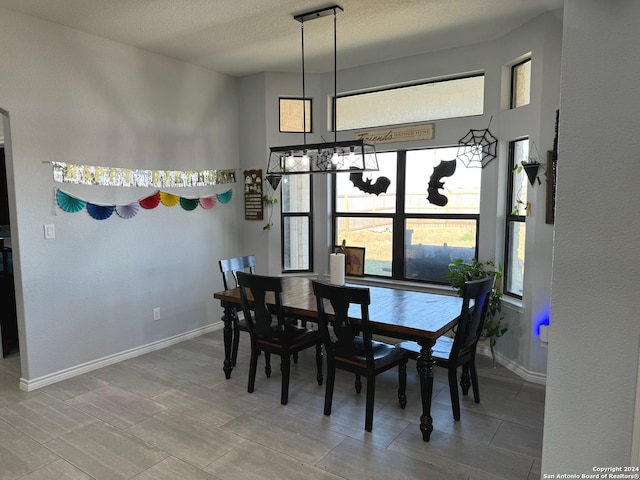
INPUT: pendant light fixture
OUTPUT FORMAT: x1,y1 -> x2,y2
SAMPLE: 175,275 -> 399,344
266,4 -> 378,186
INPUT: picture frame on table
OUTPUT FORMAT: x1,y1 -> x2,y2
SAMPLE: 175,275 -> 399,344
333,246 -> 366,277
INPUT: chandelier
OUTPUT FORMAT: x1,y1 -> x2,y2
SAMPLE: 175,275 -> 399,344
266,4 -> 378,188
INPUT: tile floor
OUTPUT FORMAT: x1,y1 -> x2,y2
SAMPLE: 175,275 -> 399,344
0,330 -> 544,480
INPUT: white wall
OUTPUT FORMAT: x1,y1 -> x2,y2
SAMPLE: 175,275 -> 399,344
543,0 -> 640,472
239,11 -> 562,378
0,8 -> 240,382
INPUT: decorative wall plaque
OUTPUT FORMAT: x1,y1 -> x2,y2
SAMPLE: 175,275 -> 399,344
244,170 -> 263,220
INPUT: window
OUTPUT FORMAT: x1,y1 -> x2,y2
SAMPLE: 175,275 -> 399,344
511,58 -> 531,109
504,138 -> 529,297
281,172 -> 313,272
334,147 -> 481,283
279,98 -> 312,133
334,75 -> 484,131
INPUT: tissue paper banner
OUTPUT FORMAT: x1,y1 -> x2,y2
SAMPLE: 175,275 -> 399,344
330,253 -> 345,285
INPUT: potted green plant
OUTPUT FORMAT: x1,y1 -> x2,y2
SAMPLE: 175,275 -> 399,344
515,158 -> 543,186
444,258 -> 507,366
262,194 -> 277,231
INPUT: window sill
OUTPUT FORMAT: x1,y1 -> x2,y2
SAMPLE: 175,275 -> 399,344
501,294 -> 523,312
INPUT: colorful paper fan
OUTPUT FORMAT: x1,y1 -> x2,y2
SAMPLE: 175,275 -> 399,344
216,189 -> 233,204
160,191 -> 180,207
87,203 -> 115,220
199,195 -> 217,210
56,189 -> 87,213
179,197 -> 199,211
139,191 -> 161,209
116,203 -> 140,219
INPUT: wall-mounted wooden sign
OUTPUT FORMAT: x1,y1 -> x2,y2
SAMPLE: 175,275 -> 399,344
244,170 -> 263,220
355,123 -> 435,144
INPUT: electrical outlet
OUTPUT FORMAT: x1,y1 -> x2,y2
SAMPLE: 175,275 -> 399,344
153,307 -> 161,321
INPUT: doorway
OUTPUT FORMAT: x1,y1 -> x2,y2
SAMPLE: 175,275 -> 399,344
0,145 -> 17,357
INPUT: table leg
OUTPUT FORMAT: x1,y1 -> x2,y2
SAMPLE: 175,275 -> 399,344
221,303 -> 236,379
416,338 -> 436,441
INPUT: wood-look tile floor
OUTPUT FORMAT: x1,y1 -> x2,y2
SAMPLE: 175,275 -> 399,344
0,330 -> 544,480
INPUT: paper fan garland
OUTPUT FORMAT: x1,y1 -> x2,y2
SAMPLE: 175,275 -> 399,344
217,189 -> 233,204
54,187 -> 233,220
139,191 -> 161,209
56,189 -> 87,213
116,203 -> 140,219
179,197 -> 199,211
160,192 -> 180,207
199,195 -> 217,210
87,203 -> 115,220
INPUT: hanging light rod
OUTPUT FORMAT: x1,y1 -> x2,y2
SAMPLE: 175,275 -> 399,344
266,3 -> 378,185
293,4 -> 343,23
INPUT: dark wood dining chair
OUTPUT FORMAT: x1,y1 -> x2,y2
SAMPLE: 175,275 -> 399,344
219,255 -> 256,367
312,280 -> 409,432
237,272 -> 323,405
398,275 -> 495,421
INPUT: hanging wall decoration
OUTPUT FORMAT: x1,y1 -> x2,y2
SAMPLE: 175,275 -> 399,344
456,117 -> 498,168
217,190 -> 233,204
456,128 -> 498,168
51,162 -> 236,188
160,192 -> 180,207
55,188 -> 232,220
139,191 -> 161,209
349,171 -> 391,196
427,159 -> 457,207
87,203 -> 115,220
56,189 -> 87,213
115,203 -> 140,219
199,196 -> 217,210
244,170 -> 264,220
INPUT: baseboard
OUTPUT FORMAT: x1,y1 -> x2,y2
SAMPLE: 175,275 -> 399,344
19,322 -> 223,392
477,345 -> 547,385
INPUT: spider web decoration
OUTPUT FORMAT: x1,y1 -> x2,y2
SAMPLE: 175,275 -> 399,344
456,128 -> 498,168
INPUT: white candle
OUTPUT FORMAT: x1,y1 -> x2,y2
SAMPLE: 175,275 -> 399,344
330,253 -> 345,285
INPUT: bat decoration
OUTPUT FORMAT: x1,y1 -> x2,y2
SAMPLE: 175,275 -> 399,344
349,171 -> 391,196
427,159 -> 457,207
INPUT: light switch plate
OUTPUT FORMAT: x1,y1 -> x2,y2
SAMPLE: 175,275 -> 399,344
44,224 -> 55,239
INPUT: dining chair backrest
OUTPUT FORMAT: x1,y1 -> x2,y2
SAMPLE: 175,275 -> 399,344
451,275 -> 495,359
312,281 -> 374,368
219,255 -> 256,290
236,271 -> 287,340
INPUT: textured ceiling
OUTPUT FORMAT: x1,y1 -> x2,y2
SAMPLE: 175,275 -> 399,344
0,0 -> 564,76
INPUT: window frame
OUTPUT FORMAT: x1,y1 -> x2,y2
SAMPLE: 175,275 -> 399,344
510,58 -> 531,109
504,137 -> 528,298
332,73 -> 485,132
280,174 -> 314,273
279,97 -> 312,133
332,148 -> 480,284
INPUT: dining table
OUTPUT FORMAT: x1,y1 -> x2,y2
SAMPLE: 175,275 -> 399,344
213,276 -> 463,442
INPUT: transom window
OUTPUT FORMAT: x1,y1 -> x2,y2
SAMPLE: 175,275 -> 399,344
334,74 -> 484,131
279,97 -> 312,133
511,58 -> 531,109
